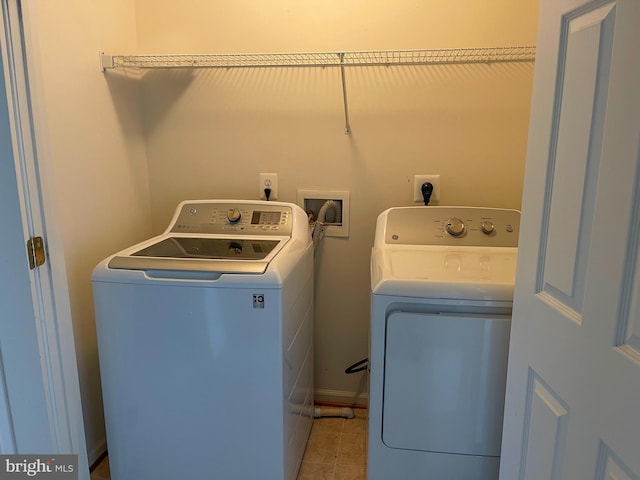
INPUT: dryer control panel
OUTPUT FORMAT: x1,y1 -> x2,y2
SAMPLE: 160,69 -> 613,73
169,202 -> 293,236
383,207 -> 520,247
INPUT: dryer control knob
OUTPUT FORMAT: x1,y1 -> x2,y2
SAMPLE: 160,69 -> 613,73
226,208 -> 242,224
445,217 -> 466,237
481,220 -> 495,235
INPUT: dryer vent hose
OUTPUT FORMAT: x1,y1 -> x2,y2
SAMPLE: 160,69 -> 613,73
317,199 -> 342,225
312,200 -> 342,250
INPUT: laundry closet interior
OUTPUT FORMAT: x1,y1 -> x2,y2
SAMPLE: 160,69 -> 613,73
18,0 -> 539,471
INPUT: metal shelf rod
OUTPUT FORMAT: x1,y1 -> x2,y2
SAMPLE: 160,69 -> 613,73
338,53 -> 352,135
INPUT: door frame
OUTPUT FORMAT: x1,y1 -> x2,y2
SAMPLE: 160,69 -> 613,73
0,0 -> 88,475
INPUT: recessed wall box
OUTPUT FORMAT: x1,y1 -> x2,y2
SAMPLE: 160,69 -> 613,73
297,190 -> 350,238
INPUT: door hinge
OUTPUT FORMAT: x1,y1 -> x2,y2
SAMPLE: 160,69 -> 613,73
27,236 -> 46,270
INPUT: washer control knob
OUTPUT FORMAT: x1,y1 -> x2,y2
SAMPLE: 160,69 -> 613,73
445,217 -> 466,237
226,208 -> 242,224
481,220 -> 495,235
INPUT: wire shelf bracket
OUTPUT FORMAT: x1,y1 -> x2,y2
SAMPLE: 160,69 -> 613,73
99,46 -> 536,134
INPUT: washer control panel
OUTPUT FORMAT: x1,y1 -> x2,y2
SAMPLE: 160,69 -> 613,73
170,202 -> 293,236
384,207 -> 520,247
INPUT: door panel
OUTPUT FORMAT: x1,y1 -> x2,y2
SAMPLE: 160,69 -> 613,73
595,443 -> 637,480
540,2 -> 615,320
520,371 -> 569,480
617,177 -> 640,361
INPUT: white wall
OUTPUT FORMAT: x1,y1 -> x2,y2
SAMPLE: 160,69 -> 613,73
14,1 -> 538,463
21,1 -> 151,463
134,0 -> 539,403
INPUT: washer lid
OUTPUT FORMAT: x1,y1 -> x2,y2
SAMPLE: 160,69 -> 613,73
108,236 -> 287,274
371,246 -> 517,301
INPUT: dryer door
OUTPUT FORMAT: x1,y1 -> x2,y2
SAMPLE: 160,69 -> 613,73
383,311 -> 510,456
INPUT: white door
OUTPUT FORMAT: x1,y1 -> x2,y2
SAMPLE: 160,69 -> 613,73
0,1 -> 88,477
0,41 -> 52,454
500,0 -> 640,479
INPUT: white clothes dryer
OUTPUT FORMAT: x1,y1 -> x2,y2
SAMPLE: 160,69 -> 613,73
368,206 -> 520,480
92,200 -> 313,480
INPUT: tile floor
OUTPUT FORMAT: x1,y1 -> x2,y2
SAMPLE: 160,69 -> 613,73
90,408 -> 367,480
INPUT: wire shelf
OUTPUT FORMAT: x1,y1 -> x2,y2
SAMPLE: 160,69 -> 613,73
99,45 -> 536,135
101,46 -> 536,70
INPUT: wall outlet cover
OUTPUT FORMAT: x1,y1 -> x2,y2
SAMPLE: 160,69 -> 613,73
259,173 -> 278,200
413,175 -> 440,203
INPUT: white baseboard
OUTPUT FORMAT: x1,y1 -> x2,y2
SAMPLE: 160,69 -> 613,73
88,436 -> 107,467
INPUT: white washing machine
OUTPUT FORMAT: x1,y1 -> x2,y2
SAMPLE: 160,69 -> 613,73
368,206 -> 520,480
92,200 -> 314,480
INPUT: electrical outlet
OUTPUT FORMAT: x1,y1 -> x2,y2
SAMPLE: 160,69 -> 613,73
413,175 -> 440,204
259,173 -> 278,200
